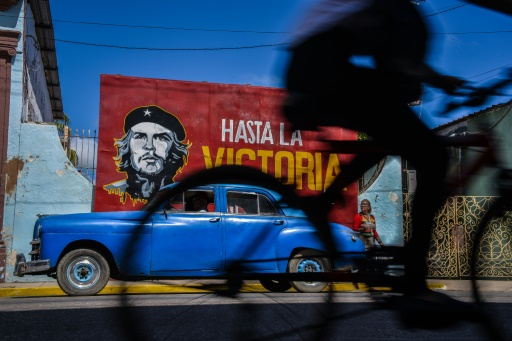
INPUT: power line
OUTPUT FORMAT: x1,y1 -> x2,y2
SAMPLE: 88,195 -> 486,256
422,63 -> 512,103
5,6 -> 512,45
0,3 -> 482,36
0,13 -> 288,35
421,3 -> 466,14
466,63 -> 512,80
50,18 -> 289,35
54,39 -> 287,51
53,23 -> 512,51
4,4 -> 508,53
422,3 -> 470,17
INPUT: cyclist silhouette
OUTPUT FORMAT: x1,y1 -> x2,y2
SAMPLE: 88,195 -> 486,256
282,0 -> 512,302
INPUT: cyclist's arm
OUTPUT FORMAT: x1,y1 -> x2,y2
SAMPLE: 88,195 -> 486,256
385,58 -> 465,94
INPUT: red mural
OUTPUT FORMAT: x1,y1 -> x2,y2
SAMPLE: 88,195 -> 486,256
95,74 -> 358,227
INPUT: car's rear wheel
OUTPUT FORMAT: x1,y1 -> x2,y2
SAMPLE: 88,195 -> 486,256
260,279 -> 292,292
288,249 -> 331,293
57,248 -> 110,296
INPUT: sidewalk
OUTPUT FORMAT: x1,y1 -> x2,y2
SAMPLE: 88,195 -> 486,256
3,279 -> 509,298
0,280 -> 364,297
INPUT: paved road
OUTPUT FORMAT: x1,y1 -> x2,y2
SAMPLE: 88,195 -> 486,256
1,291 -> 511,340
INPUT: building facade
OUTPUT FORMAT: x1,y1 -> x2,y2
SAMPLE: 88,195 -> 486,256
0,0 -> 93,283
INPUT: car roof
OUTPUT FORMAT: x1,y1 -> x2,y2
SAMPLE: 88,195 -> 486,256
159,182 -> 289,200
159,182 -> 272,192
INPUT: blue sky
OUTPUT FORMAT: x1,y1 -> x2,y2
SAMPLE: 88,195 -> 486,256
49,0 -> 511,133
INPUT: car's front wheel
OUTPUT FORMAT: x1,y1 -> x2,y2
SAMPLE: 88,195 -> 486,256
288,250 -> 331,293
57,248 -> 110,296
260,279 -> 292,292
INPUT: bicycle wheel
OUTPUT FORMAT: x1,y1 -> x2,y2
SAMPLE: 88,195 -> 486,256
117,165 -> 342,340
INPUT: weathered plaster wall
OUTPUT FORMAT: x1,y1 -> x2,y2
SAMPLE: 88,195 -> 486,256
4,124 -> 93,282
358,156 -> 404,246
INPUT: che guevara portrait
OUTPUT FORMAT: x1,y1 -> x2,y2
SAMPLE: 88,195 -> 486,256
103,105 -> 191,204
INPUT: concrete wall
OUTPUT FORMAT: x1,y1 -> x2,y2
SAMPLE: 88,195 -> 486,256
2,1 -> 93,282
358,156 -> 404,246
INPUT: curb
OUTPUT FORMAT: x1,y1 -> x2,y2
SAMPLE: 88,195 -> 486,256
0,282 -> 446,298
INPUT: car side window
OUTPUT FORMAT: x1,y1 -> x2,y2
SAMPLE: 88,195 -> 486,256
164,189 -> 216,213
258,195 -> 279,215
184,190 -> 215,213
227,191 -> 279,215
227,192 -> 252,214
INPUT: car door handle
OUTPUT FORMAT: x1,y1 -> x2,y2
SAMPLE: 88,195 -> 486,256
274,220 -> 284,225
209,217 -> 220,222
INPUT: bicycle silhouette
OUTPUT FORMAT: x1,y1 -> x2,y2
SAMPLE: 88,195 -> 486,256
114,1 -> 512,339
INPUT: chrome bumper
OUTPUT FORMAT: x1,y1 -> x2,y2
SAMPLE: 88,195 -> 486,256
14,253 -> 50,277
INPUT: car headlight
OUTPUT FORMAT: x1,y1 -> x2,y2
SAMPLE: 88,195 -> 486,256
37,223 -> 42,238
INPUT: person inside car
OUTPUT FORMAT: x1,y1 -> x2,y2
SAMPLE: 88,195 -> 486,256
191,193 -> 208,212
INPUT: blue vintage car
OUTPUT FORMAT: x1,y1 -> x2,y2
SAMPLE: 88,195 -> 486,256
14,183 -> 365,296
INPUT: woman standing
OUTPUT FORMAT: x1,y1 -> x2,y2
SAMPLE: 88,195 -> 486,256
353,199 -> 384,250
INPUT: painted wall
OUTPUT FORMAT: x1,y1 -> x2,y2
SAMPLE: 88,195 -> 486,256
2,2 -> 93,282
358,156 -> 404,246
95,75 -> 359,227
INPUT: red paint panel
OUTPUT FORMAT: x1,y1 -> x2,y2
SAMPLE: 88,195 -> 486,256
95,75 -> 358,227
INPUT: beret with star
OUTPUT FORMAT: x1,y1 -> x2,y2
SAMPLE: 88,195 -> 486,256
124,105 -> 186,141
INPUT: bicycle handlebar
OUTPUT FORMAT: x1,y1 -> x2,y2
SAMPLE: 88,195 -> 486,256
438,68 -> 512,116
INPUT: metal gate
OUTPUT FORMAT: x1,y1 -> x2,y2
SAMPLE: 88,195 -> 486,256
404,194 -> 512,279
58,127 -> 97,184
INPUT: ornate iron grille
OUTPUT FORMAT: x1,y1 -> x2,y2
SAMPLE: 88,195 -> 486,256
403,195 -> 512,279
